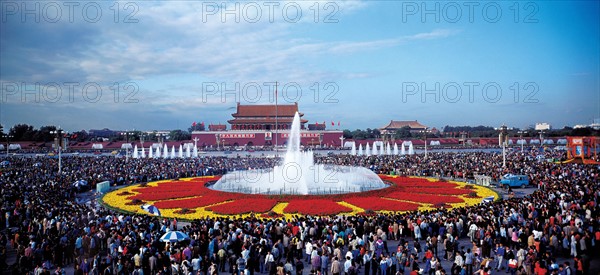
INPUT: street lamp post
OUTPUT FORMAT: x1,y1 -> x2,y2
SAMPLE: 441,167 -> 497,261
121,130 -> 134,162
424,127 -> 429,159
499,125 -> 508,168
517,130 -> 526,153
193,137 -> 199,149
339,136 -> 345,149
140,133 -> 145,150
5,134 -> 13,155
50,128 -> 67,173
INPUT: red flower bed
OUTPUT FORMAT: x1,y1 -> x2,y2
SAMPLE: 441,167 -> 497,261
129,190 -> 207,201
408,187 -> 471,195
206,198 -> 279,215
343,197 -> 420,212
112,176 -> 489,217
382,176 -> 458,189
153,195 -> 233,209
284,199 -> 352,216
384,192 -> 464,205
129,178 -> 220,201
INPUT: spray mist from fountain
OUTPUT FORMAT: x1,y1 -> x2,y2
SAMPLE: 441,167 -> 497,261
211,112 -> 386,195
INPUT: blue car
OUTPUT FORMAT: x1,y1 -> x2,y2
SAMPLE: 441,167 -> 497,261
500,174 -> 529,188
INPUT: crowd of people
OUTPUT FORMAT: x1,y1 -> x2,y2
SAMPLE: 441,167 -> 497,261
0,148 -> 597,275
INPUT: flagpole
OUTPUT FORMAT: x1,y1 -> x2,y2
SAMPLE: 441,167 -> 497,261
275,81 -> 278,152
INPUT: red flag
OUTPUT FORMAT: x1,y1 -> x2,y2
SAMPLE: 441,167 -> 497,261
192,122 -> 197,127
331,121 -> 334,126
338,121 -> 340,126
201,122 -> 205,126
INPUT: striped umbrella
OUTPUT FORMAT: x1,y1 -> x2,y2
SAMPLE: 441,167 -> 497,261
160,231 -> 190,242
140,204 -> 161,216
481,196 -> 495,203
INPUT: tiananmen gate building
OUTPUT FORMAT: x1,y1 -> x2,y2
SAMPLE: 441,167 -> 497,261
191,103 -> 343,148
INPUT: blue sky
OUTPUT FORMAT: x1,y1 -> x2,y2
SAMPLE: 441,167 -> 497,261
1,1 -> 598,132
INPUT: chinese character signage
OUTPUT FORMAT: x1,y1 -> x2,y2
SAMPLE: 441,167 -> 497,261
218,133 -> 256,139
280,133 -> 320,138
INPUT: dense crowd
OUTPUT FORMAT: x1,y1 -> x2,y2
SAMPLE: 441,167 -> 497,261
0,149 -> 597,275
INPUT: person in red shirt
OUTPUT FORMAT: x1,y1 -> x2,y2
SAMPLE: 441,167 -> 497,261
533,260 -> 547,275
574,255 -> 584,275
424,249 -> 433,261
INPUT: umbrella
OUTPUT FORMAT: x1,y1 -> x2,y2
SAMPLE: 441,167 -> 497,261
140,204 -> 161,216
0,160 -> 9,166
481,196 -> 495,203
160,231 -> 190,242
73,180 -> 88,188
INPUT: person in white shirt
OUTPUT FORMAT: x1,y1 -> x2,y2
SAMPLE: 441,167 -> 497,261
344,256 -> 352,275
454,252 -> 464,267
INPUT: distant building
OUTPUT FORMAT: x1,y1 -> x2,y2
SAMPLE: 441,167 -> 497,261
380,120 -> 429,135
535,123 -> 551,131
227,102 -> 307,130
192,103 -> 342,147
308,123 -> 326,131
208,124 -> 227,131
89,128 -> 117,138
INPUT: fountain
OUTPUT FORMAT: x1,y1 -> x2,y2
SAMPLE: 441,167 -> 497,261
211,112 -> 386,195
358,144 -> 363,156
386,142 -> 392,155
141,147 -> 146,158
149,147 -> 153,158
192,145 -> 198,158
178,145 -> 184,158
185,145 -> 191,158
393,143 -> 398,155
408,142 -> 414,155
350,142 -> 356,156
170,146 -> 176,159
162,144 -> 168,159
365,143 -> 371,156
400,142 -> 406,155
133,145 -> 139,159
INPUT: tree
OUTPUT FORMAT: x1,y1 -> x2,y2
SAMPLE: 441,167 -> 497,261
351,129 -> 367,140
188,122 -> 205,132
34,125 -> 57,142
9,124 -> 36,141
571,127 -> 592,136
343,129 -> 353,139
70,130 -> 89,142
394,126 -> 412,139
170,130 -> 191,141
371,129 -> 381,138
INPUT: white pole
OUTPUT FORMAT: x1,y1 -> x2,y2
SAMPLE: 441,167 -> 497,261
424,128 -> 428,159
503,142 -> 506,167
58,145 -> 62,173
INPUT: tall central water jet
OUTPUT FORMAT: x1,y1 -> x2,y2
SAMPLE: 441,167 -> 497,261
211,112 -> 386,195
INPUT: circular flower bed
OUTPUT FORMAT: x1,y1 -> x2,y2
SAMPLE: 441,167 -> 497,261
101,175 -> 498,219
